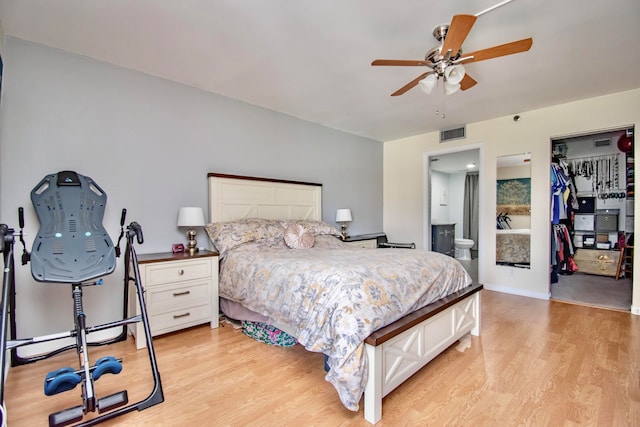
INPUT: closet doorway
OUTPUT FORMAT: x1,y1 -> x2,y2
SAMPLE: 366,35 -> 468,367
550,127 -> 634,311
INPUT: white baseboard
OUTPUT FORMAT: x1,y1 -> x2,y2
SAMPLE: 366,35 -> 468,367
482,283 -> 550,300
486,284 -> 640,315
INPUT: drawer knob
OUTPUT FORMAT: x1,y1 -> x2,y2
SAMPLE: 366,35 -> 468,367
178,269 -> 185,275
173,312 -> 191,319
173,290 -> 191,297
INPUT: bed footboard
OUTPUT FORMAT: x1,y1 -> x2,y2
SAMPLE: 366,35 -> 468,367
363,283 -> 482,424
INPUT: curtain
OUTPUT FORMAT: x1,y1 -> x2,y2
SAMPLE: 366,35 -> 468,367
463,172 -> 479,249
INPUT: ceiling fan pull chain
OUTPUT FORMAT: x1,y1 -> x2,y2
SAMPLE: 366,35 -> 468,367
434,78 -> 441,117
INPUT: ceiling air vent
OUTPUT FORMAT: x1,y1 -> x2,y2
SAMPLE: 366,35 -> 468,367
440,126 -> 466,143
594,138 -> 611,147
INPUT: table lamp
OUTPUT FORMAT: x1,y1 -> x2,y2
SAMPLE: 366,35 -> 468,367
177,207 -> 205,255
335,208 -> 352,240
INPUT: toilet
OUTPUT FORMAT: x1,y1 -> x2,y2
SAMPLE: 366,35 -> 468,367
454,238 -> 474,260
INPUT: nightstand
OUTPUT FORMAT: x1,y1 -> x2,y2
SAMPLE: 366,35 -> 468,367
343,233 -> 387,249
128,249 -> 219,349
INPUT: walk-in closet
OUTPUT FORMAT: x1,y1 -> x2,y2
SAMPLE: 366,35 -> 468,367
551,127 -> 634,311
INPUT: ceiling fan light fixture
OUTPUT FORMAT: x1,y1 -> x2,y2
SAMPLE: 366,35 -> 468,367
418,73 -> 438,94
444,81 -> 461,95
444,64 -> 465,85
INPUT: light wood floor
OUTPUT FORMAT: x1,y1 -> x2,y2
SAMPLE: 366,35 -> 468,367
5,290 -> 640,426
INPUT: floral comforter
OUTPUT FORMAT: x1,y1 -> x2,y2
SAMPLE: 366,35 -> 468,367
218,244 -> 471,411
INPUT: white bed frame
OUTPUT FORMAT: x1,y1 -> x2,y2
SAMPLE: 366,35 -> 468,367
207,173 -> 482,424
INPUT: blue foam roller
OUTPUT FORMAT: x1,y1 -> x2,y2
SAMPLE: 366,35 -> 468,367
92,356 -> 122,381
44,367 -> 82,396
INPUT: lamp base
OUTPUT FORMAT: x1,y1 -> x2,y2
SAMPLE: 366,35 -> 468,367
340,223 -> 349,241
186,228 -> 199,256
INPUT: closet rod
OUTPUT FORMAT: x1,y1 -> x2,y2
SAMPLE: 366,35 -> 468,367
566,153 -> 620,161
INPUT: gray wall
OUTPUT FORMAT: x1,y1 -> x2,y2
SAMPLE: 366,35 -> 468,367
0,37 -> 382,344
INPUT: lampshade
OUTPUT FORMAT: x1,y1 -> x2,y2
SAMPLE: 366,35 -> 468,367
444,64 -> 465,85
177,207 -> 205,227
418,73 -> 437,94
335,209 -> 352,223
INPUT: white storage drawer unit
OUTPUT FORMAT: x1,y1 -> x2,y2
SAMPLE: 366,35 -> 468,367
129,250 -> 219,349
574,214 -> 595,231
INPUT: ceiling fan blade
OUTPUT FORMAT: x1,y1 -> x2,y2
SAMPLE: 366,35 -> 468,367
372,59 -> 431,67
391,72 -> 430,96
460,73 -> 477,91
461,38 -> 533,64
440,14 -> 477,58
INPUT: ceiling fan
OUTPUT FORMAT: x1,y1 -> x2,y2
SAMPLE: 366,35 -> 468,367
372,14 -> 533,96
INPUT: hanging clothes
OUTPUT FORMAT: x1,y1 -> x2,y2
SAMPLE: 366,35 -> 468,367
551,161 -> 575,224
551,224 -> 576,277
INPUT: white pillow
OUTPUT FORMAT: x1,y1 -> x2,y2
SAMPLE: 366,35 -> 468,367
284,223 -> 315,249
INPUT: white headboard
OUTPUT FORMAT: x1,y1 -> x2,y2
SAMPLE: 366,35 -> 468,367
207,173 -> 322,223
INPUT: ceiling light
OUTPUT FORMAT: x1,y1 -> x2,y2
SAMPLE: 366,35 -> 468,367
418,73 -> 437,94
444,82 -> 461,95
440,64 -> 465,95
467,163 -> 476,169
444,64 -> 465,85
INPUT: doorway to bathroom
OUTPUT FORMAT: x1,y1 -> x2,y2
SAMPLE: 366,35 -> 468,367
425,146 -> 481,284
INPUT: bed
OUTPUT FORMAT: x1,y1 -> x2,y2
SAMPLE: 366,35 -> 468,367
206,173 -> 482,424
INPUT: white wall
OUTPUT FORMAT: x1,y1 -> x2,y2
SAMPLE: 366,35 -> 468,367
430,171 -> 466,239
0,37 -> 383,351
430,171 -> 449,224
384,88 -> 640,312
0,19 -> 4,217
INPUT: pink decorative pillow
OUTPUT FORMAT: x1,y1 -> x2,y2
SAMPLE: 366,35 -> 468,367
280,220 -> 341,237
284,223 -> 315,249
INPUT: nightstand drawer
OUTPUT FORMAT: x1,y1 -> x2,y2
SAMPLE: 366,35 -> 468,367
146,281 -> 210,314
344,239 -> 377,249
149,303 -> 211,334
343,233 -> 386,249
144,259 -> 212,286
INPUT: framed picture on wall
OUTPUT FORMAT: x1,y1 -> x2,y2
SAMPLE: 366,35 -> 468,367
439,188 -> 448,206
497,178 -> 531,215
